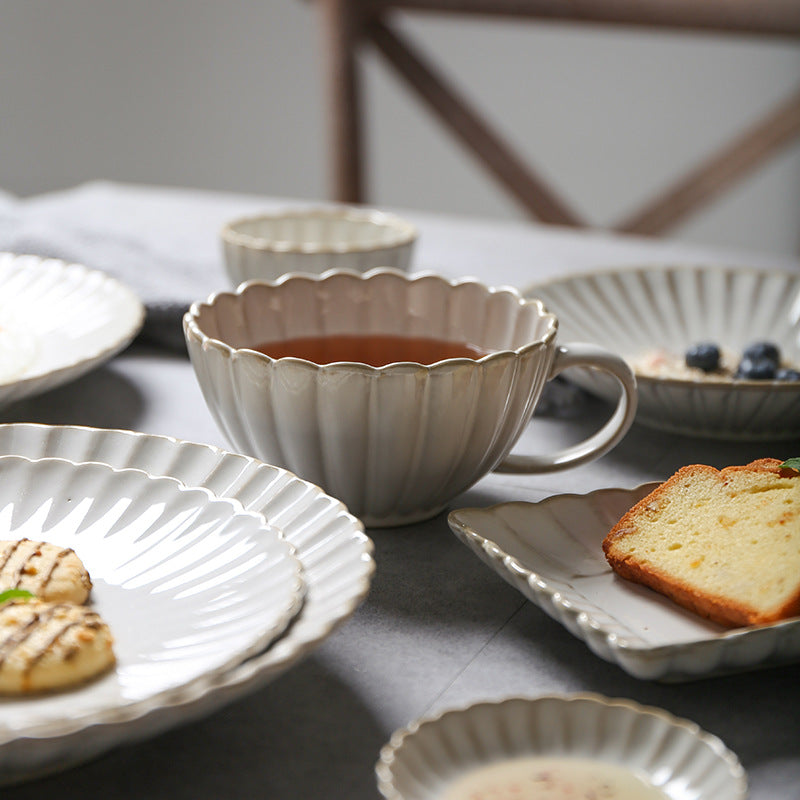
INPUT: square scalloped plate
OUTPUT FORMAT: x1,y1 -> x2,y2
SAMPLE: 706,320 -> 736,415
376,694 -> 746,800
0,424 -> 373,786
448,486 -> 800,682
0,253 -> 145,406
0,455 -> 304,739
524,265 -> 800,439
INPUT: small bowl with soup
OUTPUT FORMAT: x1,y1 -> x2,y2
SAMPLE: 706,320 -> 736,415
183,269 -> 637,527
375,694 -> 747,800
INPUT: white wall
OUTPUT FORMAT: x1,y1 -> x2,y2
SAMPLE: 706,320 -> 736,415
1,1 -> 798,256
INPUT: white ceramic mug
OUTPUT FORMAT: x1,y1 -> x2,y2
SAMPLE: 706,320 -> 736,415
184,269 -> 637,527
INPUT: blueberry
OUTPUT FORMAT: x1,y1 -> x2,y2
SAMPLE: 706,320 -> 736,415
735,356 -> 777,380
742,341 -> 780,366
685,342 -> 720,372
776,367 -> 800,382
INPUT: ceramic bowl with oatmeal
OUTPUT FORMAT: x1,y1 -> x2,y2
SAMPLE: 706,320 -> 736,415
525,264 -> 800,440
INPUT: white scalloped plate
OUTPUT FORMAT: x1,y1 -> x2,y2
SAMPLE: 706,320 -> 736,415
0,253 -> 144,406
448,488 -> 800,682
525,265 -> 800,439
0,455 -> 304,739
0,424 -> 373,786
376,694 -> 747,800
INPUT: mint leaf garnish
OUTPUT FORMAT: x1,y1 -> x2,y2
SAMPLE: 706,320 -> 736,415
0,588 -> 34,605
779,457 -> 800,472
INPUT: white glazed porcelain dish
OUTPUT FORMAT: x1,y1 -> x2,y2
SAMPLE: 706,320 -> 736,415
0,253 -> 144,406
0,424 -> 373,786
376,694 -> 747,800
184,269 -> 637,527
448,487 -> 800,682
525,265 -> 800,439
221,206 -> 417,284
0,456 -> 304,739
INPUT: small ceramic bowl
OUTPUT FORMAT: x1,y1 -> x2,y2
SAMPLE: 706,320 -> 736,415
183,269 -> 637,527
221,206 -> 417,284
375,694 -> 747,800
526,264 -> 800,439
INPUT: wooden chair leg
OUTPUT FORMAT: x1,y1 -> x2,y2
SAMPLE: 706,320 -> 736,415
369,1 -> 800,40
616,87 -> 800,236
313,0 -> 800,234
366,15 -> 585,225
319,0 -> 365,203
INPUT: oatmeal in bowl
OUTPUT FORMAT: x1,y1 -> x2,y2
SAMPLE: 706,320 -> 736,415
633,340 -> 800,383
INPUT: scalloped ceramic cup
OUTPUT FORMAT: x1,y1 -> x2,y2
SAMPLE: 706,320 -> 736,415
184,269 -> 637,527
221,207 -> 417,284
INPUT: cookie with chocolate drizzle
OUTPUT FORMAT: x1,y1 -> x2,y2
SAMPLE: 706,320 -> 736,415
0,598 -> 115,693
0,539 -> 92,604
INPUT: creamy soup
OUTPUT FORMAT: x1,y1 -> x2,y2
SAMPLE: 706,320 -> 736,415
440,756 -> 670,800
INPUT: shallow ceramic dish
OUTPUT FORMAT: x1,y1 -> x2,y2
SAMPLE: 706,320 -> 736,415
0,424 -> 373,785
0,253 -> 144,406
0,455 -> 304,739
376,694 -> 746,800
448,486 -> 800,682
221,206 -> 417,284
525,265 -> 800,439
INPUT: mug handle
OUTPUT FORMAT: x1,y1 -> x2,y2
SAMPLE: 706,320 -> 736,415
495,343 -> 638,474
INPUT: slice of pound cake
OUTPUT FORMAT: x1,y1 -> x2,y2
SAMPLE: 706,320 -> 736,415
603,458 -> 800,628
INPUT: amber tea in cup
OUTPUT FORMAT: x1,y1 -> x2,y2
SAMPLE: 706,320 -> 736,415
253,333 -> 490,366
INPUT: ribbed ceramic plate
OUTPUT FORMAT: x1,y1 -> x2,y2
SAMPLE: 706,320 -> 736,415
0,253 -> 144,406
0,424 -> 373,786
376,694 -> 746,800
525,265 -> 800,439
448,488 -> 800,682
0,455 -> 304,739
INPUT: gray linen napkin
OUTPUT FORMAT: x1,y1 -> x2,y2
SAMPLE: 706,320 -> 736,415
0,185 -> 216,354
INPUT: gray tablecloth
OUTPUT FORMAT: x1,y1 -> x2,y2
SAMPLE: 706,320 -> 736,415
1,182 -> 798,800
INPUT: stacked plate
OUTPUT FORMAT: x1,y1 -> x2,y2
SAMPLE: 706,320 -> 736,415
0,424 -> 373,785
0,253 -> 145,407
0,254 -> 374,784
